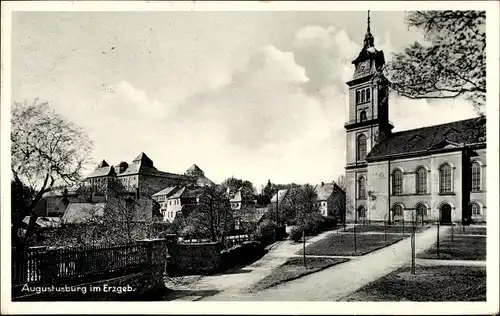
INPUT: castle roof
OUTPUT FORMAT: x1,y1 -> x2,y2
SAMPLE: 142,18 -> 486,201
366,117 -> 486,161
86,160 -> 116,179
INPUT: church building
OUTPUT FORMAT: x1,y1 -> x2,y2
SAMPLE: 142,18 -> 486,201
344,15 -> 486,225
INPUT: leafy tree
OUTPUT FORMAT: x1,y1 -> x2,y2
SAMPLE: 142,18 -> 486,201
386,11 -> 485,111
221,177 -> 256,203
11,99 -> 93,248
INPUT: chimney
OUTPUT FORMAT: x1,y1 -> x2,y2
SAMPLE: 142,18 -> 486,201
321,181 -> 324,187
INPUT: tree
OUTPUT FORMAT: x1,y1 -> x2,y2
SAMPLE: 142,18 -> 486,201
222,177 -> 256,203
336,175 -> 346,191
293,184 -> 320,267
386,11 -> 486,111
11,99 -> 93,248
185,185 -> 234,244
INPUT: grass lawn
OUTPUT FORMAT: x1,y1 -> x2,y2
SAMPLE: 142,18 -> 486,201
417,234 -> 486,261
343,265 -> 486,301
452,226 -> 487,236
250,257 -> 349,292
298,233 -> 405,256
343,224 -> 430,234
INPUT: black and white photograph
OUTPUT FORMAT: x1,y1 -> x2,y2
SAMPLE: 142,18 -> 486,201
1,1 -> 499,314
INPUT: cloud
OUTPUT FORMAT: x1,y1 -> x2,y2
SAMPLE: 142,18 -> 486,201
96,81 -> 171,121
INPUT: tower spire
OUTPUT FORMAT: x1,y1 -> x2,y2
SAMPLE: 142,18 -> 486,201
363,10 -> 374,49
367,10 -> 371,34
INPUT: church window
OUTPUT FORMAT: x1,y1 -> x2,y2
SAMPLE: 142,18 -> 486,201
357,134 -> 367,161
471,161 -> 481,191
357,206 -> 366,218
439,163 -> 452,193
361,90 -> 366,103
392,169 -> 403,195
356,90 -> 361,104
358,176 -> 366,199
360,110 -> 367,122
416,167 -> 427,194
392,204 -> 404,217
471,203 -> 481,216
416,203 -> 427,217
366,88 -> 371,102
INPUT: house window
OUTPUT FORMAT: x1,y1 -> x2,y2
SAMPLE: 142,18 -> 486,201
357,206 -> 366,218
471,203 -> 481,216
392,169 -> 403,195
416,204 -> 427,217
392,204 -> 403,217
471,162 -> 481,191
416,167 -> 427,194
360,110 -> 367,122
357,134 -> 367,161
358,177 -> 366,199
439,163 -> 452,193
322,202 -> 326,206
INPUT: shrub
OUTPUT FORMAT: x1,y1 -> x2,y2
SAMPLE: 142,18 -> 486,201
290,226 -> 303,242
303,213 -> 325,235
321,216 -> 338,231
255,219 -> 277,245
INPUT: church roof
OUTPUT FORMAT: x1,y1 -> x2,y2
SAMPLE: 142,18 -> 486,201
366,117 -> 486,161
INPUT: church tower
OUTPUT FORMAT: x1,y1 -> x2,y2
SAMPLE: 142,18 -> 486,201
344,12 -> 393,222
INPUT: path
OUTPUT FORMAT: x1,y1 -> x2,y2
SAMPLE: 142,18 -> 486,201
168,225 -> 354,300
201,225 -> 448,301
416,258 -> 486,267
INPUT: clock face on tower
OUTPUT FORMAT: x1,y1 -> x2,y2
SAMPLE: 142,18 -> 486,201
358,60 -> 370,74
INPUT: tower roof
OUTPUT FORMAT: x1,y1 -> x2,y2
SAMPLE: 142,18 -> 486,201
96,160 -> 109,168
185,164 -> 204,177
132,152 -> 154,166
351,11 -> 384,67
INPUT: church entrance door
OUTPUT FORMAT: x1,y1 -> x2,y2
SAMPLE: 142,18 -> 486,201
440,204 -> 452,225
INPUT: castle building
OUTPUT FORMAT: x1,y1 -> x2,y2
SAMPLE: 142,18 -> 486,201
344,15 -> 486,225
85,152 -> 191,197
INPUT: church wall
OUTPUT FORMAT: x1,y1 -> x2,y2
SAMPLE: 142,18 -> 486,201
366,161 -> 389,221
345,170 -> 357,222
470,148 -> 486,223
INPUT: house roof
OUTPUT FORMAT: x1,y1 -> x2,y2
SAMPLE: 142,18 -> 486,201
366,117 -> 486,161
152,186 -> 180,197
62,203 -> 106,224
167,186 -> 203,199
270,189 -> 288,203
233,207 -> 267,222
314,182 -> 336,201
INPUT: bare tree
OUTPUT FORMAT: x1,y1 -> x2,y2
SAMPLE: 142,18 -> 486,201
184,185 -> 234,245
336,175 -> 346,191
386,11 -> 486,111
11,99 -> 93,248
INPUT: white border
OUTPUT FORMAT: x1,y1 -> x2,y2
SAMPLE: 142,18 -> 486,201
1,1 -> 499,315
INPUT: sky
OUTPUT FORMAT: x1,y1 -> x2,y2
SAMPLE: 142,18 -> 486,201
11,11 -> 478,191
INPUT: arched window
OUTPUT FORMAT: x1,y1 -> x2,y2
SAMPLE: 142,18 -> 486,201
361,90 -> 366,103
357,134 -> 367,161
416,167 -> 427,194
358,177 -> 366,199
360,110 -> 367,122
356,90 -> 361,104
392,169 -> 403,195
416,203 -> 427,217
392,204 -> 404,217
357,206 -> 366,218
471,161 -> 481,191
439,163 -> 452,193
365,88 -> 371,102
471,203 -> 481,216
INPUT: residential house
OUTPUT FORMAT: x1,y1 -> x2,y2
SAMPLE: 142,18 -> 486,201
163,186 -> 204,223
313,182 -> 346,219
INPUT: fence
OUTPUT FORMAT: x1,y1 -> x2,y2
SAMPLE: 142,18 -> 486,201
178,234 -> 251,250
12,243 -> 151,288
